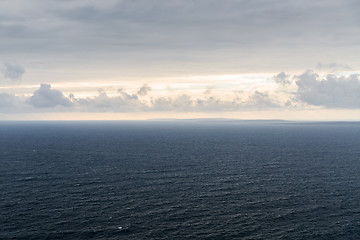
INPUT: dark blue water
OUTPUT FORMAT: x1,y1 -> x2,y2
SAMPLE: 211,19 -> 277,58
1,120 -> 360,239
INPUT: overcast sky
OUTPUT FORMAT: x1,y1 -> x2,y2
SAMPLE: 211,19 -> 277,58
1,0 -> 360,120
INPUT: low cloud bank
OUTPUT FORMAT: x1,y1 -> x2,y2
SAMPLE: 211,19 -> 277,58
1,70 -> 360,113
0,84 -> 282,113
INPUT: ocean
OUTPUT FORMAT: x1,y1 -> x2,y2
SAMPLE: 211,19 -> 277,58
1,120 -> 360,239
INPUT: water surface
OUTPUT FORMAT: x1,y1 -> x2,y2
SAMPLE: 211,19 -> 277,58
1,121 -> 360,239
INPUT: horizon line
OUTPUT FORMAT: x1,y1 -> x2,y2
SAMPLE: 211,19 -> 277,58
0,118 -> 359,123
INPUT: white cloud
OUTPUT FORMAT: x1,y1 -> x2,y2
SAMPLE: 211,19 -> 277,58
24,84 -> 281,113
1,71 -> 360,116
151,91 -> 281,112
29,84 -> 72,108
295,71 -> 360,108
246,91 -> 280,109
74,89 -> 146,112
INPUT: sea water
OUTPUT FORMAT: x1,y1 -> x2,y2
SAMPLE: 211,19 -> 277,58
1,120 -> 360,239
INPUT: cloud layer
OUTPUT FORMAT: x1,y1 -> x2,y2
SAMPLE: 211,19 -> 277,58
1,70 -> 360,113
1,0 -> 360,74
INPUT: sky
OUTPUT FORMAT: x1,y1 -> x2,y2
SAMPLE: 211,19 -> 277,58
1,0 -> 360,120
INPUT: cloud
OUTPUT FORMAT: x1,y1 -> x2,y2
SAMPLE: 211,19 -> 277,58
29,84 -> 72,108
0,82 -> 283,113
246,91 -> 280,108
0,92 -> 18,108
1,0 -> 360,74
204,87 -> 213,95
316,62 -> 352,72
273,72 -> 291,85
195,97 -> 240,112
2,63 -> 25,80
152,94 -> 195,111
295,71 -> 360,108
0,92 -> 29,113
137,84 -> 152,96
75,88 -> 145,112
2,70 -> 360,115
151,91 -> 281,112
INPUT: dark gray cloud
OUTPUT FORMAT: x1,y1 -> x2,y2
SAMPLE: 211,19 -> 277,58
295,71 -> 360,108
48,0 -> 360,48
29,84 -> 72,108
2,63 -> 25,80
1,0 -> 360,73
